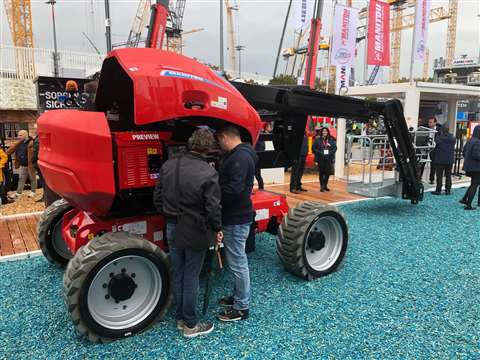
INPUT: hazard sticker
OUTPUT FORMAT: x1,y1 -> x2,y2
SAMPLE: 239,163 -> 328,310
255,209 -> 269,221
211,96 -> 228,110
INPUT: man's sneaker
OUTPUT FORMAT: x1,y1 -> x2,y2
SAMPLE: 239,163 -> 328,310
28,191 -> 36,198
218,296 -> 234,307
8,193 -> 20,200
176,320 -> 184,330
459,199 -> 467,205
431,191 -> 441,195
183,322 -> 214,338
217,308 -> 249,322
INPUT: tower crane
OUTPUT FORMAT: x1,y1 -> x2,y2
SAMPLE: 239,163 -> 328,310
224,0 -> 238,73
126,0 -> 152,48
166,0 -> 186,52
3,0 -> 35,79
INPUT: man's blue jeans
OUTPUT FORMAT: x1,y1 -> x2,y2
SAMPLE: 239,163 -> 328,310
223,223 -> 251,311
166,223 -> 206,328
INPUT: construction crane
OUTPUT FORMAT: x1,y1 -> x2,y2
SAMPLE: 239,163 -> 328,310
3,0 -> 35,79
224,0 -> 238,73
388,0 -> 457,82
126,0 -> 152,48
166,0 -> 186,52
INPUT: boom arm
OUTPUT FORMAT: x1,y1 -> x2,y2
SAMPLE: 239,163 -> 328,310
231,82 -> 423,204
146,0 -> 169,49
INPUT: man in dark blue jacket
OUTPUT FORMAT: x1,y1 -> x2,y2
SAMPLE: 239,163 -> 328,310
215,126 -> 256,322
290,134 -> 308,194
431,127 -> 455,195
460,126 -> 480,210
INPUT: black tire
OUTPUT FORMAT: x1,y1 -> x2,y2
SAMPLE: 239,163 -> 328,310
276,201 -> 348,280
63,232 -> 172,343
37,198 -> 74,267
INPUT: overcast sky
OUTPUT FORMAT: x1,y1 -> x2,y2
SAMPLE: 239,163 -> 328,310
1,0 -> 479,81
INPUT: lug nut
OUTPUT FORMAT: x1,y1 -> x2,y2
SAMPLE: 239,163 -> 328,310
102,283 -> 107,289
131,273 -> 136,278
121,268 -> 126,273
105,295 -> 110,299
123,305 -> 127,310
109,272 -> 114,278
115,300 -> 119,304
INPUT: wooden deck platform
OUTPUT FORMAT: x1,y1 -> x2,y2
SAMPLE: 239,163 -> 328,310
0,179 -> 364,258
0,214 -> 41,257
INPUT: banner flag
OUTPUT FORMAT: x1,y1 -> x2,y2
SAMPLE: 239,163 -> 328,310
413,0 -> 431,61
294,0 -> 315,31
330,4 -> 359,67
367,0 -> 390,66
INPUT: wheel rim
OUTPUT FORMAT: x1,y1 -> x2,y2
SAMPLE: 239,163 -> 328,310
304,215 -> 344,272
87,255 -> 162,330
51,220 -> 72,260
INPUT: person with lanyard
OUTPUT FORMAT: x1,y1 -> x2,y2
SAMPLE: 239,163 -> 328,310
313,127 -> 337,192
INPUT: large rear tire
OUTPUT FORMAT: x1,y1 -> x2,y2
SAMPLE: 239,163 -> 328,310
277,202 -> 348,280
37,199 -> 73,268
63,232 -> 172,343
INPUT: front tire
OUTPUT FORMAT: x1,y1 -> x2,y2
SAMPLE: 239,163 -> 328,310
277,202 -> 348,280
63,232 -> 172,343
37,199 -> 73,267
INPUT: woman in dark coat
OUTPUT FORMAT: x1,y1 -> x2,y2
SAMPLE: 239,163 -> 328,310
431,126 -> 455,195
460,126 -> 480,210
313,127 -> 337,192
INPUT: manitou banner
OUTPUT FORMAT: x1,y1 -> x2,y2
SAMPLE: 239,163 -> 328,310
335,65 -> 350,95
367,0 -> 390,66
330,4 -> 359,67
413,0 -> 431,61
294,0 -> 315,30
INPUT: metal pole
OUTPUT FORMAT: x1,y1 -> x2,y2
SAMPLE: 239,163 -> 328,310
104,0 -> 112,52
273,0 -> 293,78
363,0 -> 369,84
46,0 -> 59,77
236,45 -> 245,78
409,0 -> 418,84
220,0 -> 224,71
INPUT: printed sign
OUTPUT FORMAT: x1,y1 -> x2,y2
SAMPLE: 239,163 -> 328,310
367,0 -> 390,66
35,76 -> 93,110
413,0 -> 431,61
294,0 -> 315,30
330,5 -> 359,67
211,96 -> 228,110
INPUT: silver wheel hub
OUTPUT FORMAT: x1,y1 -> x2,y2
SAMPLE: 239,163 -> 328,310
52,220 -> 72,259
87,255 -> 162,330
304,215 -> 343,272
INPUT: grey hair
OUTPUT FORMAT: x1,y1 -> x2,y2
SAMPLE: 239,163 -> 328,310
188,128 -> 215,153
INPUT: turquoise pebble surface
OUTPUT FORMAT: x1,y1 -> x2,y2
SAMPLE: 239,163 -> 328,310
0,188 -> 478,359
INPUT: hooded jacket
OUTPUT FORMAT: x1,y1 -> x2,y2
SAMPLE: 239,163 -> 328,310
463,126 -> 480,174
219,143 -> 257,225
0,148 -> 7,183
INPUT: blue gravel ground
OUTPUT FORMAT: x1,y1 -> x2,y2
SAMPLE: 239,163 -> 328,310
1,188 -> 479,359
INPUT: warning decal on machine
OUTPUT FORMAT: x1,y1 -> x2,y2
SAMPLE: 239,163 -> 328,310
255,209 -> 269,221
211,96 -> 228,110
113,221 -> 147,235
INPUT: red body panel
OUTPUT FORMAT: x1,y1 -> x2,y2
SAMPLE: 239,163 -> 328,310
63,209 -> 167,253
63,190 -> 288,255
37,111 -> 116,215
108,49 -> 262,142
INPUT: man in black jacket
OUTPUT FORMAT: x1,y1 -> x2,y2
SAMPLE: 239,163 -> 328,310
154,128 -> 222,338
431,126 -> 455,195
290,134 -> 308,193
460,126 -> 480,210
215,126 -> 256,322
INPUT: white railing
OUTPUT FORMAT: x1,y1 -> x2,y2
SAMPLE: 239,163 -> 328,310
0,45 -> 103,79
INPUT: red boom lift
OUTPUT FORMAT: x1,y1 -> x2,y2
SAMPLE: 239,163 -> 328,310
35,0 -> 423,342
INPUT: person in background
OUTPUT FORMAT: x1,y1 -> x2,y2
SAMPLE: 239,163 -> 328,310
154,128 -> 222,337
215,126 -> 256,322
427,117 -> 441,184
289,133 -> 308,194
460,126 -> 480,210
0,146 -> 9,205
313,127 -> 337,192
431,126 -> 455,195
7,130 -> 37,199
254,137 -> 265,190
